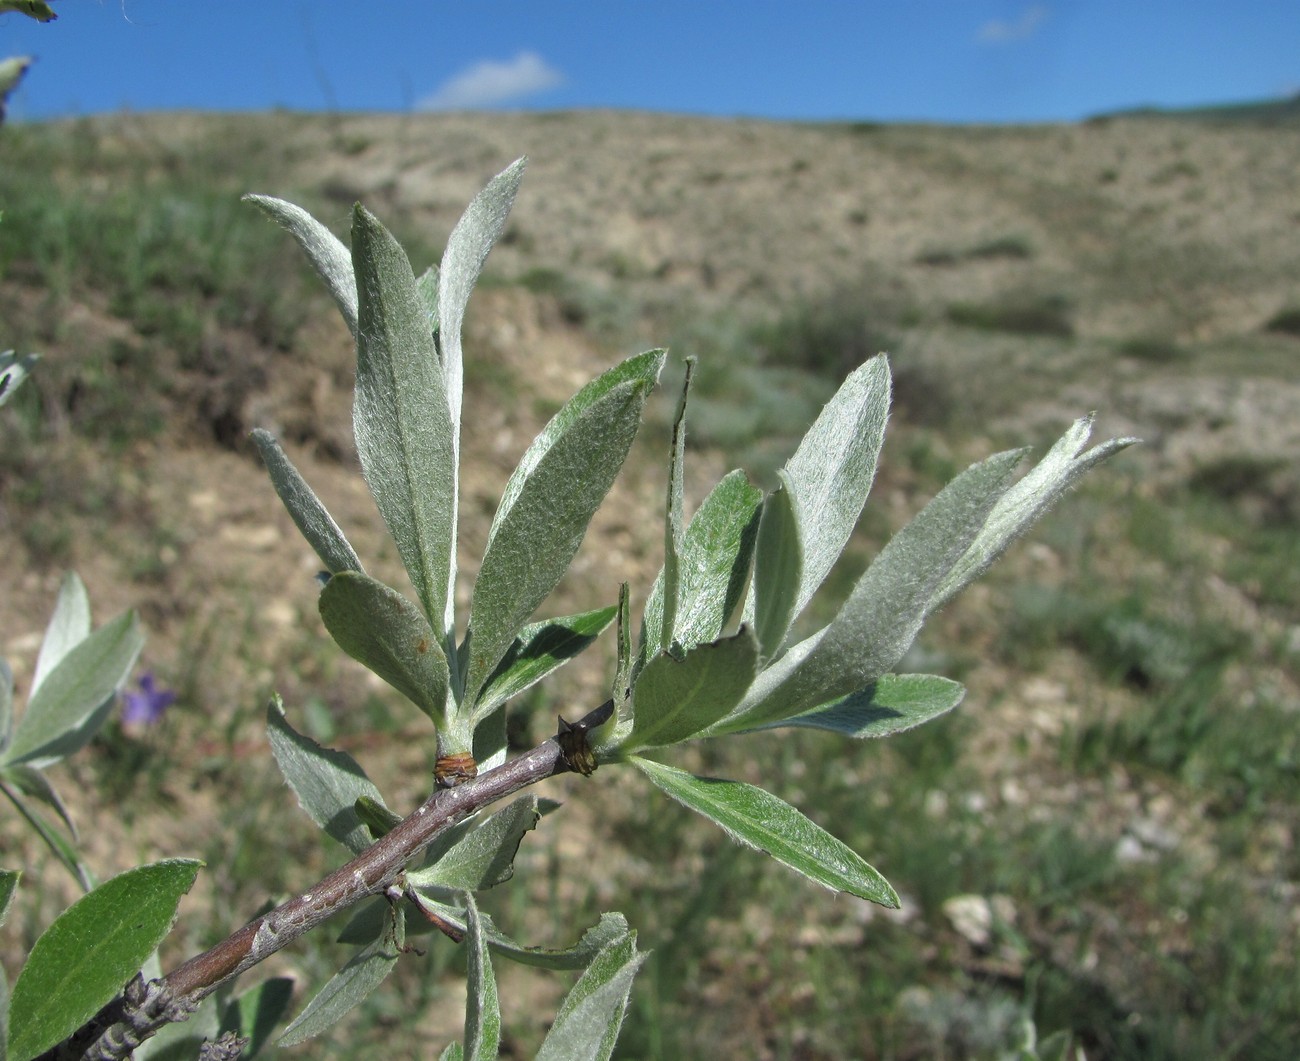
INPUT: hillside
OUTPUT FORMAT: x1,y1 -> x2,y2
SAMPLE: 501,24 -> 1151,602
2,110 -> 1298,1058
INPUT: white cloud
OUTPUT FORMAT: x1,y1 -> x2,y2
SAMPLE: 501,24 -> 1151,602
418,51 -> 564,110
978,4 -> 1049,43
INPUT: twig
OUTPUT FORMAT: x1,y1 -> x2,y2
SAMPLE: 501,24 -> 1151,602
58,701 -> 613,1059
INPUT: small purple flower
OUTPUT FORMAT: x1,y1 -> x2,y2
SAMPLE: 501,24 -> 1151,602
121,672 -> 177,726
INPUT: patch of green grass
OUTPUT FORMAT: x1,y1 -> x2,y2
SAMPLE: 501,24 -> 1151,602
946,294 -> 1074,338
1264,306 -> 1300,337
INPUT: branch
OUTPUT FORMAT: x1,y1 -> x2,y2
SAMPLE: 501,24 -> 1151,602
58,701 -> 614,1060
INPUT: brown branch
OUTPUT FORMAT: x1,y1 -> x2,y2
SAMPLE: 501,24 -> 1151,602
61,701 -> 614,1060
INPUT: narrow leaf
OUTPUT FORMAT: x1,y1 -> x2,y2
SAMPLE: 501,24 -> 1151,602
266,697 -> 386,855
252,430 -> 363,575
489,348 -> 666,550
720,449 -> 1024,732
318,571 -> 449,728
31,572 -> 91,697
463,893 -> 501,1061
625,630 -> 759,752
406,796 -> 539,893
638,469 -> 763,665
474,606 -> 617,718
0,869 -> 18,929
7,859 -> 201,1061
416,263 -> 439,332
438,158 -> 527,440
0,3 -> 57,25
244,195 -> 357,336
466,378 -> 655,704
352,204 -> 457,637
0,778 -> 89,890
440,1044 -> 465,1061
751,473 -> 803,659
929,416 -> 1139,612
635,758 -> 898,906
277,911 -> 404,1047
613,582 -> 633,714
781,354 -> 891,620
2,610 -> 143,768
535,932 -> 645,1061
660,359 -> 694,653
753,673 -> 965,738
406,899 -> 631,970
1,765 -> 78,842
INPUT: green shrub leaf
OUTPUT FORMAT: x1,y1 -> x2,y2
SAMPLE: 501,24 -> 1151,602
266,697 -> 386,855
635,758 -> 898,906
778,354 -> 890,621
660,360 -> 693,653
352,204 -> 457,638
0,350 -> 38,408
437,158 -> 526,442
217,977 -> 295,1060
251,430 -> 363,576
277,911 -> 404,1047
751,473 -> 803,659
406,796 -> 540,893
7,859 -> 201,1061
2,609 -> 143,769
31,573 -> 91,697
463,893 -> 501,1061
318,570 -> 449,728
639,469 -> 762,665
752,673 -> 966,738
474,606 -> 617,719
929,415 -> 1140,612
721,448 -> 1024,732
244,195 -> 357,336
626,629 -> 760,752
534,932 -> 645,1061
466,377 -> 655,705
0,868 -> 18,929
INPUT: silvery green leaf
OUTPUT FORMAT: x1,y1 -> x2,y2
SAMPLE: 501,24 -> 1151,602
489,349 -> 666,553
31,572 -> 91,698
405,899 -> 631,971
0,349 -> 38,407
474,606 -> 617,719
352,204 -> 457,638
252,430 -> 363,576
7,859 -> 201,1061
463,893 -> 501,1061
623,629 -> 759,752
473,702 -> 509,773
929,415 -> 1139,612
534,931 -> 645,1061
660,360 -> 694,653
437,158 -> 526,440
318,570 -> 450,728
613,582 -> 633,712
1,764 -> 78,842
750,673 -> 965,739
277,910 -> 404,1047
266,696 -> 386,855
718,449 -> 1023,733
244,195 -> 357,336
0,868 -> 18,929
1,609 -> 143,769
465,377 -> 656,705
406,796 -> 539,893
0,777 -> 89,889
416,263 -> 439,334
780,354 -> 890,621
440,1044 -> 465,1061
751,472 -> 803,659
638,470 -> 762,668
635,758 -> 898,906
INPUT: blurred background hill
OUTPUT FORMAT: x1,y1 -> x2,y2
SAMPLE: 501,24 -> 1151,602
2,103 -> 1297,1058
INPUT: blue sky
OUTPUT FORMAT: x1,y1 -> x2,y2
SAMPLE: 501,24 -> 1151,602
3,1 -> 1297,124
